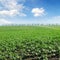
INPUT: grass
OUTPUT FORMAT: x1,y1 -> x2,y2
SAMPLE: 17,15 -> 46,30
0,25 -> 60,60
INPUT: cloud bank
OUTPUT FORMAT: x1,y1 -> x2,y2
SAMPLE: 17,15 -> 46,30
0,0 -> 26,16
0,0 -> 48,25
0,19 -> 12,25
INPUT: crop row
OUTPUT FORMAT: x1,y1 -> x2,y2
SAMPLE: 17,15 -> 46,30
0,26 -> 60,60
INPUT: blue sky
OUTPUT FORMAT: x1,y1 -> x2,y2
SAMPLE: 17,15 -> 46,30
0,0 -> 60,25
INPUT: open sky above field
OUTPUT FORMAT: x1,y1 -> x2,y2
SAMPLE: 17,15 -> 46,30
0,0 -> 60,25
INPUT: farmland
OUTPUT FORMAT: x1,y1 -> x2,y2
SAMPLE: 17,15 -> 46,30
0,26 -> 60,60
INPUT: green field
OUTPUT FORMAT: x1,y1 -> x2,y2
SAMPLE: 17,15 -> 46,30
0,26 -> 60,60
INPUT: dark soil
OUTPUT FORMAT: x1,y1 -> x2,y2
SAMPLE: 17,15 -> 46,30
48,57 -> 59,60
23,54 -> 59,60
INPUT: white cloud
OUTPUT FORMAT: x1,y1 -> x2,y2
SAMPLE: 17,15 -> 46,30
0,19 -> 12,25
0,10 -> 19,16
32,8 -> 45,17
0,0 -> 26,16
